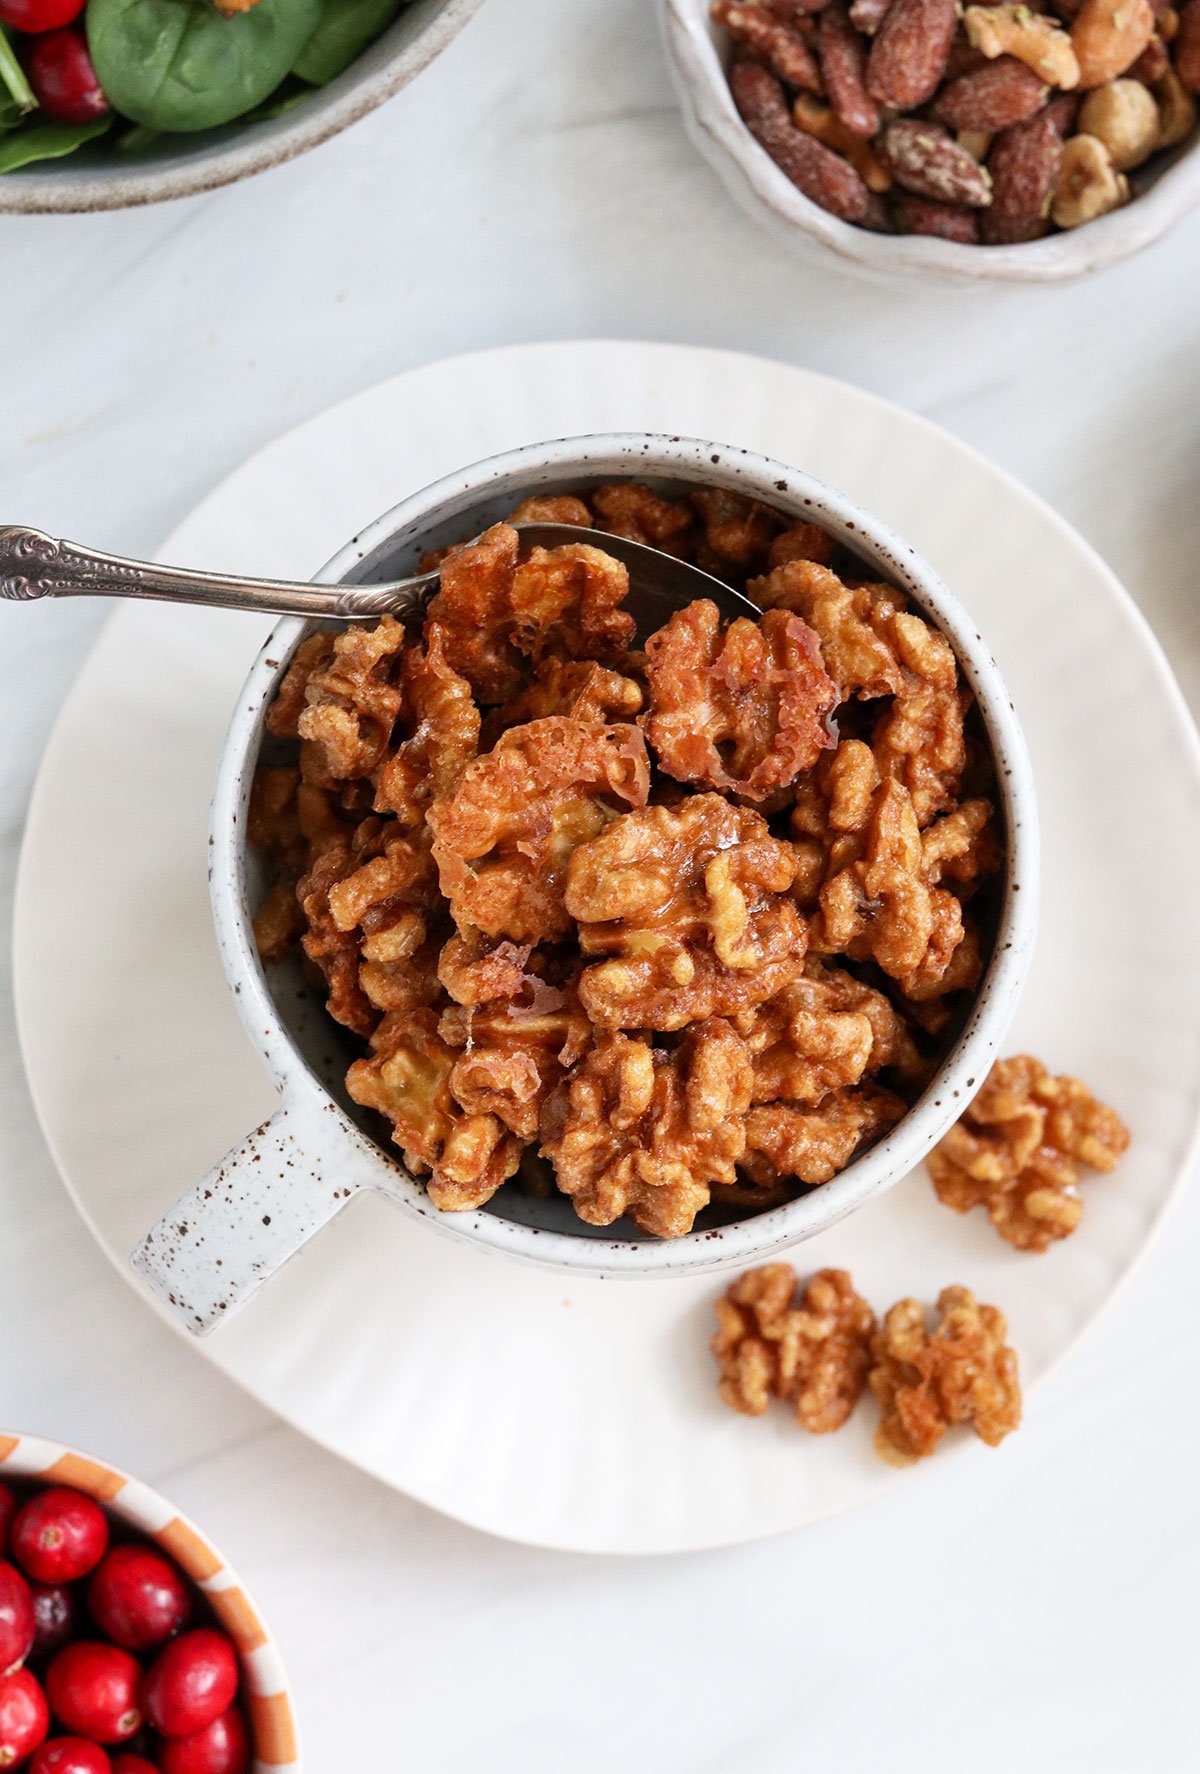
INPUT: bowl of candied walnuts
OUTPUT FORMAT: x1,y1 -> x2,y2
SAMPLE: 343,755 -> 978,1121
132,433 -> 1037,1332
663,0 -> 1200,281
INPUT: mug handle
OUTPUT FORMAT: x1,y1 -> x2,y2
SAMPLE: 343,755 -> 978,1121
130,1088 -> 379,1335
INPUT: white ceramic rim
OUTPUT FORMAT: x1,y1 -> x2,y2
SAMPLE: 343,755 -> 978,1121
209,429 -> 1039,1279
0,0 -> 484,215
661,0 -> 1200,285
0,1431 -> 300,1768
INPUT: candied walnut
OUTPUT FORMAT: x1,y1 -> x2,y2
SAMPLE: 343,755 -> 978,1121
422,523 -> 523,701
920,797 -> 1002,891
510,542 -> 636,664
437,928 -> 533,1006
248,765 -> 375,965
372,624 -> 479,826
265,632 -> 336,739
690,488 -> 784,575
926,1054 -> 1129,1250
248,764 -> 303,866
741,1083 -> 907,1187
428,717 -> 650,943
869,1286 -> 1021,1465
252,883 -> 303,966
426,526 -> 636,703
806,774 -> 969,987
440,986 -> 591,1139
482,656 -> 643,744
508,495 -> 593,528
643,601 -> 837,802
768,523 -> 836,570
712,1264 -> 876,1431
347,1009 -> 521,1210
870,614 -> 967,824
587,482 -> 697,555
566,795 -> 806,1031
754,557 -> 967,822
539,1022 -> 752,1237
734,957 -> 925,1104
248,764 -> 372,875
297,820 -> 439,1034
753,559 -> 907,698
294,618 -> 409,780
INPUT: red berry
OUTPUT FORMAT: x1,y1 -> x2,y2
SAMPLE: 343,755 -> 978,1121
88,1548 -> 189,1654
0,1491 -> 16,1559
0,1567 -> 34,1677
45,1646 -> 141,1746
29,1590 -> 75,1664
30,1739 -> 111,1774
0,0 -> 85,30
24,28 -> 108,124
12,1494 -> 108,1588
158,1709 -> 248,1774
109,1760 -> 155,1774
142,1633 -> 238,1741
0,1668 -> 49,1767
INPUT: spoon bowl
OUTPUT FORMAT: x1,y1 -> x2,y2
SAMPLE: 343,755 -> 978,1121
0,520 -> 757,631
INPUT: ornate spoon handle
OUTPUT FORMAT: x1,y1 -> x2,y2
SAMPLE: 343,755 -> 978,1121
0,525 -> 435,621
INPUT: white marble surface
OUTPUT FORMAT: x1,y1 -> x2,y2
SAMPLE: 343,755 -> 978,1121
2,0 -> 1200,1765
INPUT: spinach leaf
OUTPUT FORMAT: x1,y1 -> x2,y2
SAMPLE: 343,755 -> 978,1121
0,24 -> 36,117
292,0 -> 404,86
86,0 -> 320,132
0,116 -> 111,173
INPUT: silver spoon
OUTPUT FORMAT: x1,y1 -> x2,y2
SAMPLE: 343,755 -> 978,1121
0,521 -> 759,636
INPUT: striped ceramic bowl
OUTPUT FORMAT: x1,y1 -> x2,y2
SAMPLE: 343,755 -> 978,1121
0,1432 -> 299,1770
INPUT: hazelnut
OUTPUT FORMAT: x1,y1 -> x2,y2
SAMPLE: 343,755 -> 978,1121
1077,76 -> 1162,165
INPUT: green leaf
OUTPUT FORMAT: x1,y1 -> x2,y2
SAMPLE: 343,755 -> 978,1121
0,23 -> 36,116
86,0 -> 321,133
0,116 -> 111,174
292,0 -> 404,86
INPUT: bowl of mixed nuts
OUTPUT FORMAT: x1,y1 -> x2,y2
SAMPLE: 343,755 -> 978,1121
131,432 -> 1038,1334
663,0 -> 1200,280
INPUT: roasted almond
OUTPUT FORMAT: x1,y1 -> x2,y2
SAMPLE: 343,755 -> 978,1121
731,60 -> 872,219
933,56 -> 1051,128
881,117 -> 995,202
981,109 -> 1065,239
867,0 -> 958,106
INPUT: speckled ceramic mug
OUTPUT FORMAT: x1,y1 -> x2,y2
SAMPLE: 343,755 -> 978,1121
0,1433 -> 299,1769
132,434 -> 1039,1334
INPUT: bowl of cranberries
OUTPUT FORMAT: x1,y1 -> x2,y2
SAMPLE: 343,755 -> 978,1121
0,1435 -> 297,1772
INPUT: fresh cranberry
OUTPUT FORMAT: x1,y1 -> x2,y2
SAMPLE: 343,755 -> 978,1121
0,1668 -> 49,1767
29,1589 -> 75,1664
109,1760 -> 156,1774
88,1548 -> 189,1654
0,0 -> 85,30
158,1708 -> 248,1774
45,1646 -> 141,1746
30,1739 -> 111,1774
0,1491 -> 16,1559
24,29 -> 108,124
0,1566 -> 34,1677
11,1493 -> 108,1588
141,1632 -> 237,1741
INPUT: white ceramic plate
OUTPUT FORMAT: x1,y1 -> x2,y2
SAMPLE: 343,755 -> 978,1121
15,340 -> 1200,1555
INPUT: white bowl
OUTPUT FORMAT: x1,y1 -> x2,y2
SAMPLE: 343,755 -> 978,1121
0,1432 -> 299,1770
132,431 -> 1038,1333
662,0 -> 1200,284
0,0 -> 483,215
